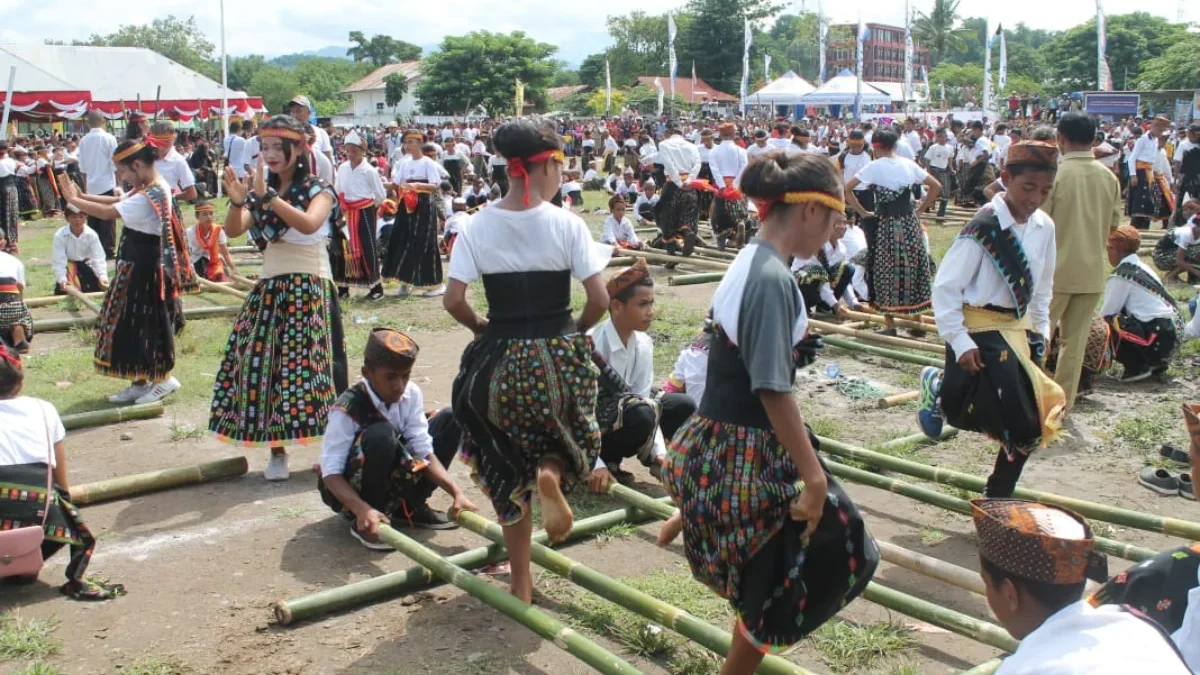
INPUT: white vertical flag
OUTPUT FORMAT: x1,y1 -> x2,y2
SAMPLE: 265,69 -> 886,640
691,60 -> 697,104
855,17 -> 868,119
654,77 -> 664,116
668,13 -> 678,105
605,55 -> 612,116
997,25 -> 1007,91
764,54 -> 772,82
982,19 -> 994,118
740,17 -> 752,115
818,0 -> 827,83
904,1 -> 914,103
1097,0 -> 1112,90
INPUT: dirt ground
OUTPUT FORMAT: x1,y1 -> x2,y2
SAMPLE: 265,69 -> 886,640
3,203 -> 1200,675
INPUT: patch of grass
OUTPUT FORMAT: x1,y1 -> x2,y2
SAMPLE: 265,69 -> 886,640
936,482 -> 975,501
648,295 -> 706,381
810,620 -> 914,673
668,645 -> 721,675
274,506 -> 309,520
595,522 -> 639,544
116,655 -> 193,675
887,663 -> 923,675
808,417 -> 846,440
168,418 -> 207,442
1113,414 -> 1174,449
8,662 -> 64,675
919,527 -> 947,546
0,613 -> 60,660
1090,520 -> 1118,539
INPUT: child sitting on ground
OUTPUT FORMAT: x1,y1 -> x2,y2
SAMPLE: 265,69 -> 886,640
51,203 -> 108,294
561,171 -> 583,210
317,328 -> 476,549
633,180 -> 659,224
0,236 -> 32,353
1100,225 -> 1183,382
1155,204 -> 1200,282
601,196 -> 643,250
184,200 -> 236,282
443,198 -> 469,256
662,314 -> 712,407
790,219 -> 867,315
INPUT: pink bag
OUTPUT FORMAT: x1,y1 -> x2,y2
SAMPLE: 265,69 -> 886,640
0,409 -> 53,578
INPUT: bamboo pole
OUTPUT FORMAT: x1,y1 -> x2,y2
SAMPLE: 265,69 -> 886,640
25,291 -> 105,308
62,285 -> 102,315
34,304 -> 243,333
230,273 -> 257,288
822,457 -> 1156,563
819,335 -> 944,368
668,273 -> 724,286
607,257 -> 636,268
457,511 -> 818,675
817,434 -> 1200,541
196,276 -> 248,300
228,245 -> 260,254
876,427 -> 959,452
649,245 -> 736,263
961,658 -> 1003,675
69,456 -> 248,506
376,525 -> 646,675
605,485 -> 1019,652
876,541 -> 986,595
61,401 -> 164,431
613,249 -> 730,271
851,306 -> 938,326
877,391 -> 919,408
842,308 -> 937,333
274,501 -> 668,625
810,319 -> 946,356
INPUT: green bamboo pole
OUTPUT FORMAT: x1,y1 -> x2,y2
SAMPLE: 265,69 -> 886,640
69,456 -> 248,506
875,428 -> 959,452
607,257 -> 636,268
604,485 -> 1018,652
875,540 -> 986,595
25,291 -> 105,308
457,511 -> 818,675
61,401 -> 164,430
34,304 -> 243,333
823,458 -> 1155,563
615,249 -> 730,271
819,335 -> 945,368
376,524 -> 645,675
961,658 -> 1004,674
810,319 -> 946,356
817,435 -> 1200,541
668,272 -> 725,286
275,501 -> 667,625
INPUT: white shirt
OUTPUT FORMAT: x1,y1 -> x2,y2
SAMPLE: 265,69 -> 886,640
448,202 -> 610,283
392,156 -> 442,185
1127,134 -> 1160,171
471,140 -> 488,157
445,211 -> 470,238
51,225 -> 107,285
601,215 -> 640,246
992,134 -> 1012,166
933,194 -> 1056,358
0,157 -> 13,179
709,140 -> 749,186
1099,254 -> 1177,322
843,224 -> 868,257
632,194 -> 659,223
1155,147 -> 1174,184
319,381 -> 436,477
336,159 -> 386,203
840,151 -> 871,190
0,397 -> 65,468
995,601 -> 1191,675
924,143 -> 953,170
1173,138 -> 1197,163
184,224 -> 228,262
227,136 -> 248,179
969,135 -> 991,163
792,240 -> 861,308
669,342 -> 708,406
894,141 -> 916,160
583,169 -> 599,183
312,126 -> 333,157
854,156 -> 929,191
746,143 -> 772,160
697,143 -> 713,163
0,251 -> 24,288
77,128 -> 117,194
904,130 -> 923,157
243,136 -> 260,169
115,179 -> 173,236
155,148 -> 196,195
589,318 -> 664,466
312,150 -> 334,185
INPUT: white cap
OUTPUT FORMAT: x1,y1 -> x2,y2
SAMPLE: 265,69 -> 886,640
344,130 -> 365,148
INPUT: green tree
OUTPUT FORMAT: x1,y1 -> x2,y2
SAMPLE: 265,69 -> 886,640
914,0 -> 975,66
683,0 -> 779,96
550,60 -> 581,86
929,61 -> 1050,107
418,31 -> 557,116
585,89 -> 627,116
604,11 -> 691,86
757,13 -> 820,81
579,53 -> 608,88
290,57 -> 371,117
384,72 -> 410,108
1137,34 -> 1200,89
346,31 -> 422,66
226,55 -> 268,93
248,65 -> 301,116
81,15 -> 219,80
1044,12 -> 1186,90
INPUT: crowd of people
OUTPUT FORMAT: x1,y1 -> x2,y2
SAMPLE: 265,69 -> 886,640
2,97 -> 1200,674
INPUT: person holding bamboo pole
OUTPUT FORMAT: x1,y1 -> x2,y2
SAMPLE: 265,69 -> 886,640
444,119 -> 610,604
209,114 -> 346,482
659,152 -> 878,674
184,201 -> 236,283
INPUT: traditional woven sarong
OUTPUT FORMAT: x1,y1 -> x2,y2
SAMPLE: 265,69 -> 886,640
330,196 -> 381,288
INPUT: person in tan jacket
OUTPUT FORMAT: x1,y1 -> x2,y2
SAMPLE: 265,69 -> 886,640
1042,112 -> 1125,408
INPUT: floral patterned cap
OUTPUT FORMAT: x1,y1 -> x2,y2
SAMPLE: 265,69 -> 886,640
972,498 -> 1095,585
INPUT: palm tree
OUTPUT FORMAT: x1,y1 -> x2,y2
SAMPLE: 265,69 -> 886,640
914,0 -> 973,66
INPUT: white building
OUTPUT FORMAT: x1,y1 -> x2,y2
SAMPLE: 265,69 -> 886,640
334,62 -> 423,127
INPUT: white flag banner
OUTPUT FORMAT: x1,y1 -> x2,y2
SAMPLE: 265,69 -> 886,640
982,19 -> 995,118
855,18 -> 868,118
741,17 -> 752,114
764,54 -> 772,82
605,55 -> 612,115
998,26 -> 1008,91
654,76 -> 665,117
904,1 -> 914,103
818,0 -> 827,83
1097,0 -> 1112,90
668,13 -> 678,104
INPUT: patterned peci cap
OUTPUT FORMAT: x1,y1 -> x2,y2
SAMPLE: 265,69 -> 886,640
1004,141 -> 1058,169
606,258 -> 650,299
364,327 -> 419,369
972,498 -> 1095,585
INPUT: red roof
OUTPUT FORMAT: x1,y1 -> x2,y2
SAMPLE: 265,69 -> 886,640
633,76 -> 738,103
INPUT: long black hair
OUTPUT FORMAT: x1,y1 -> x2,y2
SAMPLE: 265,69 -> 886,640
258,114 -> 310,190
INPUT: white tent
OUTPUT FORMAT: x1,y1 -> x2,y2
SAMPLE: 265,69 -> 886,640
799,69 -> 891,107
868,81 -> 926,104
746,71 -> 815,106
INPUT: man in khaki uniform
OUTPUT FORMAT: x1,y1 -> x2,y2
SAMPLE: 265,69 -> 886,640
1042,112 -> 1125,408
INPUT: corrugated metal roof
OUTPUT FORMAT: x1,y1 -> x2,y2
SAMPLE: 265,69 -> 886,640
547,85 -> 589,102
634,76 -> 739,102
341,62 -> 423,94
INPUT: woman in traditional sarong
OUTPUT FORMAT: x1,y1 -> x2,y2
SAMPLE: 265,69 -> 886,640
33,147 -> 60,216
149,121 -> 199,297
0,347 -> 124,600
1127,118 -> 1173,229
660,152 -> 878,672
57,140 -> 184,405
844,128 -> 939,316
209,114 -> 347,482
384,131 -> 445,297
13,149 -> 38,220
441,138 -> 466,195
331,130 -> 385,300
0,143 -> 18,249
445,119 -> 609,604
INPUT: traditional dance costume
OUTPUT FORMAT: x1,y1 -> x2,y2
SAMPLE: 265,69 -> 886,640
664,239 -> 878,651
708,138 -> 749,250
51,224 -> 107,294
927,194 -> 1065,497
1100,253 -> 1183,376
332,157 -> 386,290
1153,224 -> 1200,272
0,252 -> 30,348
154,146 -> 199,294
653,135 -> 706,259
854,156 -> 934,314
385,156 -> 444,292
0,156 -> 17,248
185,223 -> 230,283
209,175 -> 348,446
441,148 -> 466,194
449,201 -> 608,525
790,240 -> 867,313
1128,133 -> 1173,228
696,139 -> 715,220
1173,139 -> 1200,228
15,162 -> 38,218
839,149 -> 873,224
34,159 -> 59,215
961,136 -> 996,207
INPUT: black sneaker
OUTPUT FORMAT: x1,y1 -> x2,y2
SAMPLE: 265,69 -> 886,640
1181,473 -> 1196,501
1160,444 -> 1191,465
395,505 -> 459,530
1138,467 -> 1181,495
337,287 -> 350,300
367,285 -> 385,301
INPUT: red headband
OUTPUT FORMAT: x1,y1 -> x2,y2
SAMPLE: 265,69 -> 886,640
0,344 -> 21,370
754,191 -> 846,221
507,149 -> 565,205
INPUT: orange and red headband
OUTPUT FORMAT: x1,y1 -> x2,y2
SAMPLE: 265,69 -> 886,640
508,149 -> 566,205
754,190 -> 846,221
260,127 -> 307,144
113,141 -> 147,163
147,131 -> 176,150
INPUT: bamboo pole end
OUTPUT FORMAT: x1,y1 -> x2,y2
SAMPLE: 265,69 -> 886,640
273,602 -> 294,626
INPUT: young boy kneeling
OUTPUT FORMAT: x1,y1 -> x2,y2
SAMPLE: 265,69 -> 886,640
318,328 -> 476,549
185,201 -> 236,282
1101,225 -> 1184,382
918,142 -> 1067,498
52,204 -> 108,294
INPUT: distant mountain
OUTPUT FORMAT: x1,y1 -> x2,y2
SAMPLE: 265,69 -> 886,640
269,46 -> 350,68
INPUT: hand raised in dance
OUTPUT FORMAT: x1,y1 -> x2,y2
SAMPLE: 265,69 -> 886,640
221,166 -> 246,204
56,174 -> 79,203
958,348 -> 985,375
252,157 -> 267,199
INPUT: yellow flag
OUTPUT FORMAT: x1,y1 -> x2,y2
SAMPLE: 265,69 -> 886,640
514,77 -> 525,117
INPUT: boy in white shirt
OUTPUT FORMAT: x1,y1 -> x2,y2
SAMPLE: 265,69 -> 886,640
1100,225 -> 1182,382
52,204 -> 108,294
923,128 -> 955,218
185,201 -> 236,283
601,197 -> 642,250
633,181 -> 659,224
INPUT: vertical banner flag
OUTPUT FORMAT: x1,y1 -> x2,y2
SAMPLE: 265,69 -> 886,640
855,17 -> 868,119
982,19 -> 994,118
904,0 -> 914,104
668,13 -> 678,104
818,0 -> 827,83
741,17 -> 752,115
765,54 -> 772,82
1097,0 -> 1112,90
654,77 -> 665,117
514,77 -> 524,116
997,24 -> 1007,91
605,55 -> 612,116
691,60 -> 697,104
940,81 -> 945,106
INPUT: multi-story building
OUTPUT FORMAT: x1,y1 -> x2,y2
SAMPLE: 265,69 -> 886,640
826,23 -> 931,83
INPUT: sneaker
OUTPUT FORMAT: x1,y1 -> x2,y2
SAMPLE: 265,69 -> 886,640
916,366 -> 944,439
422,285 -> 446,298
396,285 -> 411,297
108,383 -> 151,404
1160,444 -> 1192,465
394,504 -> 458,530
12,341 -> 29,355
366,285 -> 385,301
1121,368 -> 1154,384
133,376 -> 181,404
349,523 -> 392,551
264,453 -> 290,482
1181,474 -> 1197,501
1138,467 -> 1181,495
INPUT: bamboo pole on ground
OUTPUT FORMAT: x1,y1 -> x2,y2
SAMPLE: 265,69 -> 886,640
875,541 -> 986,595
457,511 -> 818,675
851,306 -> 938,326
229,245 -> 260,254
25,292 -> 104,308
809,320 -> 946,356
877,391 -> 919,408
668,273 -> 724,286
230,273 -> 256,288
34,304 -> 243,333
841,309 -> 937,333
376,525 -> 646,675
274,501 -> 668,625
605,485 -> 1018,652
876,428 -> 959,452
69,456 -> 249,506
817,435 -> 1200,541
61,401 -> 164,431
961,658 -> 1003,674
819,335 -> 944,368
62,285 -> 102,315
607,257 -> 635,268
196,276 -> 249,300
613,249 -> 730,271
649,245 -> 737,263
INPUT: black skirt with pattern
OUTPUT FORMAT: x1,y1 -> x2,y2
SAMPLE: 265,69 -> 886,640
94,229 -> 178,381
383,193 -> 443,290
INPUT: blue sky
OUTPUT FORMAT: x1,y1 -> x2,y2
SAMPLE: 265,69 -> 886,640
0,0 -> 1186,67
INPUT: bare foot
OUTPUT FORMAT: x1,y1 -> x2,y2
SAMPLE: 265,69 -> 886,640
657,512 -> 684,548
537,466 -> 573,543
510,578 -> 533,604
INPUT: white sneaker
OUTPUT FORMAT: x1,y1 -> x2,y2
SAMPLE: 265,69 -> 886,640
264,453 -> 290,481
108,383 -> 151,404
133,376 -> 181,404
349,524 -> 392,551
422,285 -> 446,297
396,285 -> 411,297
